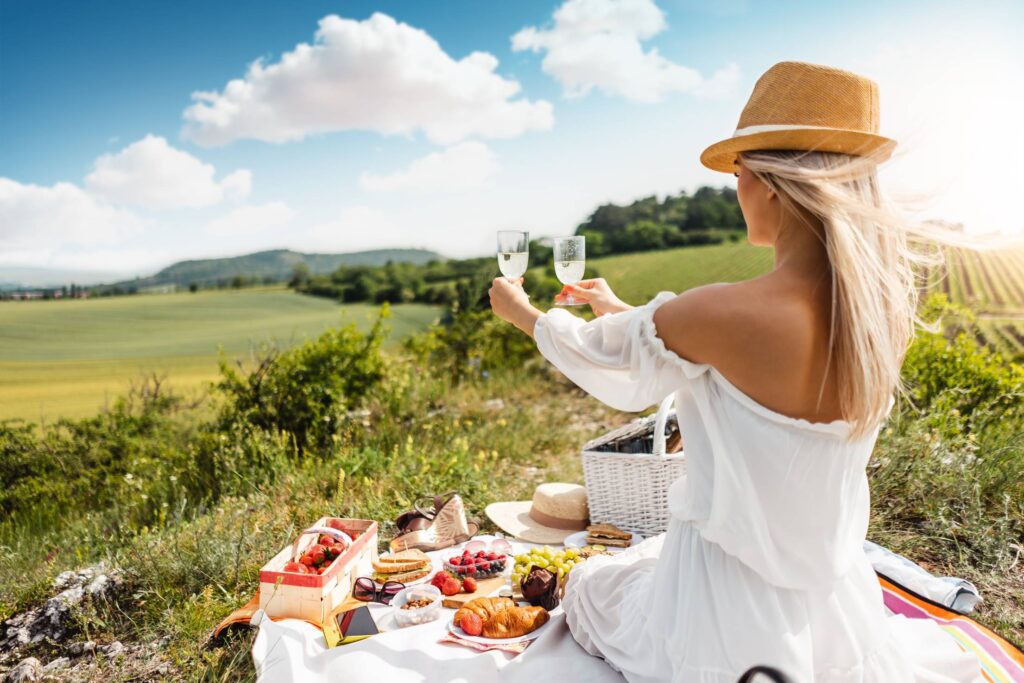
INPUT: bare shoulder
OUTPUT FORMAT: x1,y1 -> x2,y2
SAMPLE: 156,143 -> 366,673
651,277 -> 820,368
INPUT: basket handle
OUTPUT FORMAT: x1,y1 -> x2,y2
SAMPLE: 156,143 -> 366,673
652,394 -> 676,458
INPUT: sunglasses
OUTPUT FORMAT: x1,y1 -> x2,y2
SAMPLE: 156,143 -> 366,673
352,577 -> 404,605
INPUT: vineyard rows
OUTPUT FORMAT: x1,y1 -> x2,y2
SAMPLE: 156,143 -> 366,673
923,247 -> 1024,361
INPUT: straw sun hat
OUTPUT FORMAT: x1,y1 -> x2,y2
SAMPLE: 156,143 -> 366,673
700,61 -> 896,173
485,483 -> 589,544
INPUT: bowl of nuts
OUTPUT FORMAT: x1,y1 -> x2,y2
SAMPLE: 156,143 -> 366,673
392,584 -> 442,628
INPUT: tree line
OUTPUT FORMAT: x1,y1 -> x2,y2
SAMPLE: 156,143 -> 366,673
294,185 -> 744,305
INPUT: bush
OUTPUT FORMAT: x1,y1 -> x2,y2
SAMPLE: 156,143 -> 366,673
0,377 -> 194,531
902,295 -> 1024,433
215,308 -> 391,455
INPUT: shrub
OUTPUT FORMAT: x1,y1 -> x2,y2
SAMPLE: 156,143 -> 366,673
215,308 -> 391,455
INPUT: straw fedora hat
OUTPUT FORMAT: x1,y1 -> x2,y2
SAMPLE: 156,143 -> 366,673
700,61 -> 896,173
485,483 -> 589,544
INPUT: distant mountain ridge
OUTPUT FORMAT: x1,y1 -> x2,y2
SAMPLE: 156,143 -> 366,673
104,248 -> 443,291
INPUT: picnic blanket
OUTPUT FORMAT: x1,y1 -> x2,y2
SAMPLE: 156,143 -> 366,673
249,537 -> 1022,682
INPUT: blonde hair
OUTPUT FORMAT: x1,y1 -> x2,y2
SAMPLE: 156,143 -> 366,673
738,149 -> 967,438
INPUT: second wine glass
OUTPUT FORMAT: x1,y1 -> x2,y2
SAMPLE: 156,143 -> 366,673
553,236 -> 586,306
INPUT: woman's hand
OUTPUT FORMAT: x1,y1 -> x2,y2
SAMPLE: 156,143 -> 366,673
556,278 -> 633,316
489,277 -> 541,337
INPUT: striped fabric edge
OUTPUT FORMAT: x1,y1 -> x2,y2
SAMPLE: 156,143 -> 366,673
877,572 -> 1024,683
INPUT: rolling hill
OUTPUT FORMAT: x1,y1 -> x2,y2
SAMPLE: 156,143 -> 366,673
101,248 -> 442,291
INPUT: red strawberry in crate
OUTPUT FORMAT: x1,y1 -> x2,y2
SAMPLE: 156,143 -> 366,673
283,561 -> 306,574
299,553 -> 316,566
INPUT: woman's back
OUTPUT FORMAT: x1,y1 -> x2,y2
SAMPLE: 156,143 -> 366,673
653,268 -> 845,426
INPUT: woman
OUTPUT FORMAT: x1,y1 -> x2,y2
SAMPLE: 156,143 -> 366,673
488,62 -> 984,681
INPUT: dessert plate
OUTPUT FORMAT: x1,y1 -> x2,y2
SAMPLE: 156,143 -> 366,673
562,530 -> 642,552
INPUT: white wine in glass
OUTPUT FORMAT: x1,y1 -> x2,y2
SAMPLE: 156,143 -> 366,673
497,231 -> 529,282
553,235 -> 585,306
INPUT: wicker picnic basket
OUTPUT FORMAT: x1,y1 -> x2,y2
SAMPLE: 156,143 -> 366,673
581,395 -> 686,537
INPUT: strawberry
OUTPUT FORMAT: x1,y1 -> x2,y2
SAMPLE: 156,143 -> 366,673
464,564 -> 476,575
450,557 -> 461,566
486,552 -> 498,561
283,561 -> 305,574
460,612 -> 483,637
461,576 -> 478,593
326,519 -> 347,531
316,567 -> 326,575
299,553 -> 316,566
319,535 -> 335,546
440,577 -> 461,596
476,551 -> 486,559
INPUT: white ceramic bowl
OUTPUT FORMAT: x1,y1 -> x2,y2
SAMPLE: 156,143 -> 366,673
392,584 -> 442,628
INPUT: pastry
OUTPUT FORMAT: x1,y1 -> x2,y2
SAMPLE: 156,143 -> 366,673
520,567 -> 559,610
453,597 -> 549,639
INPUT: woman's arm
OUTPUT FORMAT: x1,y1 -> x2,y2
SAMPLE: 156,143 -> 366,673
488,277 -> 542,338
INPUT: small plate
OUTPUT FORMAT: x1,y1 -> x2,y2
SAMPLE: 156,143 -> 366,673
562,530 -> 642,552
448,604 -> 558,644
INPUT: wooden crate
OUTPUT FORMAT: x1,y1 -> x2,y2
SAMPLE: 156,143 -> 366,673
258,517 -> 378,623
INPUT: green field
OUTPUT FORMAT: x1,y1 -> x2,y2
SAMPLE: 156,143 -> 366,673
590,241 -> 775,304
0,287 -> 440,422
3,241 -> 1022,423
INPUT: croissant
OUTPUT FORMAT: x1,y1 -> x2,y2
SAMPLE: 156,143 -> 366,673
454,597 -> 549,639
480,604 -> 549,638
454,597 -> 515,624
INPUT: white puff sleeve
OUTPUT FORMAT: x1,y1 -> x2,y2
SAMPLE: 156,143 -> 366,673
533,291 -> 705,412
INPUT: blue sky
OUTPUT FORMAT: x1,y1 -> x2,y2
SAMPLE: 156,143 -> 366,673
1,0 -> 1022,281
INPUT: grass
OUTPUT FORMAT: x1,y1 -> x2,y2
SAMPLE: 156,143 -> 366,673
0,287 -> 440,421
589,242 -> 775,304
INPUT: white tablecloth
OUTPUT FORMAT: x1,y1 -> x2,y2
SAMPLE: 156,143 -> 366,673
251,536 -> 625,683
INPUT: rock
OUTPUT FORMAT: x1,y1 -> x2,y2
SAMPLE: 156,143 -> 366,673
7,657 -> 42,682
67,640 -> 95,656
0,564 -> 123,660
101,641 -> 124,658
41,658 -> 69,672
483,398 -> 505,411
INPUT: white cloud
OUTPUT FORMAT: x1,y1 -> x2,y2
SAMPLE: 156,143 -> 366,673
301,206 -> 399,252
0,177 -> 143,249
85,135 -> 251,209
206,202 -> 294,236
359,142 -> 500,193
182,12 -> 554,147
512,0 -> 737,102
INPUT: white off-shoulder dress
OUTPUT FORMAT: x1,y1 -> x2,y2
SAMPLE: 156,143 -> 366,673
533,292 -> 984,683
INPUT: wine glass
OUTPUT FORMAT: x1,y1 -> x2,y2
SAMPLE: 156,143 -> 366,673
497,231 -> 529,282
553,236 -> 585,306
